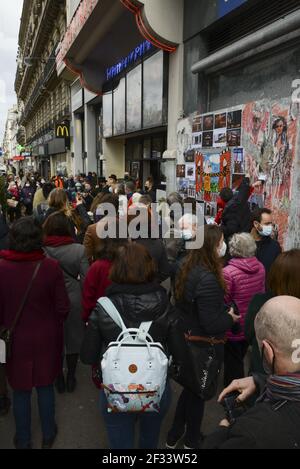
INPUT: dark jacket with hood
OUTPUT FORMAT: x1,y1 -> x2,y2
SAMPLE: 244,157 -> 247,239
80,283 -> 188,370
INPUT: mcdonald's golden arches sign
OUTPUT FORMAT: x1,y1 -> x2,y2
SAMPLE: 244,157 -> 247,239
55,122 -> 70,139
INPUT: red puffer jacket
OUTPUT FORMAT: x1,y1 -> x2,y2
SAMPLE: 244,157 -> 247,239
223,257 -> 265,342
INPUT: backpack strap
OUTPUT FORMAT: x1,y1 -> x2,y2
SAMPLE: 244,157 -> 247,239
137,322 -> 152,342
98,297 -> 127,332
98,297 -> 153,341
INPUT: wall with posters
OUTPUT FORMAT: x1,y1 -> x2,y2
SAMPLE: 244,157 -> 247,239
176,100 -> 300,248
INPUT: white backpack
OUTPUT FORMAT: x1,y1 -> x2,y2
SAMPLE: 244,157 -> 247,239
98,297 -> 169,413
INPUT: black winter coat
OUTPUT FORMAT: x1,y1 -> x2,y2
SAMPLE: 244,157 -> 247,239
203,400 -> 300,449
256,236 -> 282,274
221,177 -> 252,241
80,283 -> 188,369
177,264 -> 233,339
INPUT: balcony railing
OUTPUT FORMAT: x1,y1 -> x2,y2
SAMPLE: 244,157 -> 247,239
20,44 -> 58,125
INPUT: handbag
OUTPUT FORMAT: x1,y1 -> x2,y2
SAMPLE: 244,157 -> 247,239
0,262 -> 42,363
170,337 -> 223,401
7,199 -> 19,208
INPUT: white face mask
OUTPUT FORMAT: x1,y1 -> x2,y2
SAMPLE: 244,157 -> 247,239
182,229 -> 193,241
218,241 -> 227,258
258,225 -> 273,237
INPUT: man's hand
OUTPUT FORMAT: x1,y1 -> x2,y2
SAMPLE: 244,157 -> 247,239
219,419 -> 230,428
218,377 -> 256,404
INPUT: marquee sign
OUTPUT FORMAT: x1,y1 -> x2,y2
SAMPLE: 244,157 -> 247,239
106,40 -> 152,81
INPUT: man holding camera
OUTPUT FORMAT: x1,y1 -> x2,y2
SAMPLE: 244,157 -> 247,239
203,296 -> 300,449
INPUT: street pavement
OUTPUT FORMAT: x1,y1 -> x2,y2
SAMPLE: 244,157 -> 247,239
0,362 -> 224,450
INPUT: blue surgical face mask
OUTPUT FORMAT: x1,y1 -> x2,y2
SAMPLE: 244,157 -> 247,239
258,225 -> 273,237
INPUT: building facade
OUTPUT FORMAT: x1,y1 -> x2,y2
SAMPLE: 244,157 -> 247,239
180,0 -> 300,249
57,0 -> 184,188
2,105 -> 19,170
15,0 -> 73,178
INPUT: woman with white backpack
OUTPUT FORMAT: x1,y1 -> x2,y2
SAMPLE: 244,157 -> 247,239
80,243 -> 188,449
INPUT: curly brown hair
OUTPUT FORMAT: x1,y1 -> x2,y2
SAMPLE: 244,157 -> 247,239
176,224 -> 226,300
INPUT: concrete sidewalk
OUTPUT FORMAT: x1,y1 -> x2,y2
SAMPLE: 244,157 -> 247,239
0,362 -> 224,449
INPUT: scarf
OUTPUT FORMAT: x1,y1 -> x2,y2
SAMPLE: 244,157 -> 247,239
44,236 -> 75,247
0,250 -> 45,262
266,374 -> 300,402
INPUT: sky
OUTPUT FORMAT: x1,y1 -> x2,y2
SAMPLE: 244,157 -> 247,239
0,0 -> 23,145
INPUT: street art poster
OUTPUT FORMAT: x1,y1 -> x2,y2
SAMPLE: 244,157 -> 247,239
214,112 -> 227,129
233,148 -> 245,174
176,164 -> 186,178
177,178 -> 189,195
186,163 -> 195,181
214,128 -> 227,147
227,110 -> 242,129
202,131 -> 214,148
192,132 -> 202,148
192,114 -> 203,133
242,100 -> 298,245
195,150 -> 231,201
227,128 -> 241,147
203,114 -> 214,131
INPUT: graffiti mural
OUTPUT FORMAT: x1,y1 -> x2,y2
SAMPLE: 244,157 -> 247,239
243,100 -> 297,245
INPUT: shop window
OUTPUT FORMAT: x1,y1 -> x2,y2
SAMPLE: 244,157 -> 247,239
152,136 -> 165,159
126,64 -> 142,132
113,77 -> 126,135
103,92 -> 113,137
143,51 -> 164,128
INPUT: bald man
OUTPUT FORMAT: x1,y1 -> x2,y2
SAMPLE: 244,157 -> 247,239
203,296 -> 300,449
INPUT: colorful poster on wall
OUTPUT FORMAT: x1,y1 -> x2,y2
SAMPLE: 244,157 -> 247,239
195,151 -> 203,193
242,99 -> 297,246
233,148 -> 245,174
195,150 -> 231,201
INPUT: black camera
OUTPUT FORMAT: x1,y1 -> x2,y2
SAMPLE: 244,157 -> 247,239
221,392 -> 248,425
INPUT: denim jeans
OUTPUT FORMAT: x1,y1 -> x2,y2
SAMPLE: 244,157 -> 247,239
100,383 -> 171,449
13,385 -> 56,448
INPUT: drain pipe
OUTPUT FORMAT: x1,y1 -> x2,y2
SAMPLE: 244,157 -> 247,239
191,9 -> 300,74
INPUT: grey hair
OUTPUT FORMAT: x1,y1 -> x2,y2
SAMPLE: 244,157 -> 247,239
229,233 -> 257,258
167,192 -> 183,207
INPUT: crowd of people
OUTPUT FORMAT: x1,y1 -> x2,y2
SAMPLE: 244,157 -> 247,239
0,170 -> 299,450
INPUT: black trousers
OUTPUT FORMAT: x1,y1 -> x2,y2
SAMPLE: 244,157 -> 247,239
224,340 -> 249,388
167,388 -> 205,448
